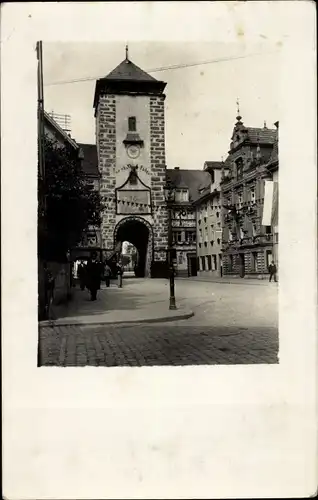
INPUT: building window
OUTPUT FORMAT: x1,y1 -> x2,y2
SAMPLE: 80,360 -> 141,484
216,212 -> 219,218
238,192 -> 243,208
216,229 -> 222,242
178,253 -> 183,264
128,116 -> 136,131
217,238 -> 221,244
212,255 -> 217,270
200,256 -> 206,271
265,226 -> 271,234
236,158 -> 243,179
266,250 -> 273,268
252,224 -> 257,237
229,255 -> 234,271
251,188 -> 256,204
240,227 -> 244,239
175,189 -> 189,202
251,252 -> 258,272
185,231 -> 196,243
177,232 -> 182,243
207,255 -> 212,270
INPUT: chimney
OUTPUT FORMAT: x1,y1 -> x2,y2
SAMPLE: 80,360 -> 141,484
274,121 -> 279,129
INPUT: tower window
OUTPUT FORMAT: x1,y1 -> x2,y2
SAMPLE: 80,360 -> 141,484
128,116 -> 136,132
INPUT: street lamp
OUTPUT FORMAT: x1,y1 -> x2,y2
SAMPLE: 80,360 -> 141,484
164,180 -> 177,310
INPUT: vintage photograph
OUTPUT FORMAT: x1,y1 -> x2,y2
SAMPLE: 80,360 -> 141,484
37,41 -> 280,367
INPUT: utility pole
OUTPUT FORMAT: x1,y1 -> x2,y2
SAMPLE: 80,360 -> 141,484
36,41 -> 47,327
37,41 -> 45,180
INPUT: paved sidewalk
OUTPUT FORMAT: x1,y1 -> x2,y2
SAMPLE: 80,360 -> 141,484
40,279 -> 194,327
177,275 -> 278,286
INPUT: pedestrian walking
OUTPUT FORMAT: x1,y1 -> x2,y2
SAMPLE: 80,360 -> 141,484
44,262 -> 55,319
77,260 -> 86,291
104,261 -> 112,288
86,252 -> 102,301
117,263 -> 123,288
268,260 -> 277,282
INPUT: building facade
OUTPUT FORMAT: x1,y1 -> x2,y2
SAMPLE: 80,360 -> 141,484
76,143 -> 102,256
264,122 -> 279,268
221,114 -> 278,278
193,161 -> 229,277
94,52 -> 169,277
166,167 -> 211,276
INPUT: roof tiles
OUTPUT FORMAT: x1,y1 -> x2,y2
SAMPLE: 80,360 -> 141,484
104,59 -> 157,82
166,169 -> 211,202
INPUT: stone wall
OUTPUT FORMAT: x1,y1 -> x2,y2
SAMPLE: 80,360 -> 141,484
150,95 -> 168,263
97,94 -> 117,251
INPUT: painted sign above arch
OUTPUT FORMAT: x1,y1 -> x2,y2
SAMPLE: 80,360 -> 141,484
115,164 -> 152,215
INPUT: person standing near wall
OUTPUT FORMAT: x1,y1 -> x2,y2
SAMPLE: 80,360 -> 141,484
104,261 -> 112,288
86,252 -> 102,300
268,260 -> 277,283
78,260 -> 86,291
117,262 -> 123,288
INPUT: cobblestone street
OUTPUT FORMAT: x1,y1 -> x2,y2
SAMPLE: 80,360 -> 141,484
39,277 -> 278,366
39,323 -> 278,367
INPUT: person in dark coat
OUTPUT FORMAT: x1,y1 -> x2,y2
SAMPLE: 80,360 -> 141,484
86,252 -> 102,300
268,260 -> 277,282
77,260 -> 86,291
104,261 -> 112,288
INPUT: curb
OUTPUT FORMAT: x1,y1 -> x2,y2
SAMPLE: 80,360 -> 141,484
39,310 -> 195,328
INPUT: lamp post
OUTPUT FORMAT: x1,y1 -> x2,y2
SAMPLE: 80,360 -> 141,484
164,181 -> 177,310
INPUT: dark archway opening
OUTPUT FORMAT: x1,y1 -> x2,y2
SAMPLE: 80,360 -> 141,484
116,219 -> 151,278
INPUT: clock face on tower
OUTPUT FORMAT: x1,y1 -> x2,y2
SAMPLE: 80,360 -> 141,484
126,144 -> 140,159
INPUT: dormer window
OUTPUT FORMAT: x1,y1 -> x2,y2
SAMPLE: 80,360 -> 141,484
175,189 -> 189,202
128,116 -> 136,132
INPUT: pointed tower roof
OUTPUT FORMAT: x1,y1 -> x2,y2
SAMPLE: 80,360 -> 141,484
104,58 -> 157,82
94,49 -> 166,110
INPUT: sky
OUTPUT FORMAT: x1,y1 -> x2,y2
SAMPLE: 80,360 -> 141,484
43,41 -> 281,170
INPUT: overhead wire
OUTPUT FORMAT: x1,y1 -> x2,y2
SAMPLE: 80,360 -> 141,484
44,50 -> 278,87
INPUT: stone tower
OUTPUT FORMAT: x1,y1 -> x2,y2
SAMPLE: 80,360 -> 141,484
93,51 -> 169,277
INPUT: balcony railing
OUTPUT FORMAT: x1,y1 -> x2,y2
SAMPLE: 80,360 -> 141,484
253,234 -> 273,244
222,234 -> 274,249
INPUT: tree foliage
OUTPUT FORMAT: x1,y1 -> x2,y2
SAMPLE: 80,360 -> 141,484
38,136 -> 103,261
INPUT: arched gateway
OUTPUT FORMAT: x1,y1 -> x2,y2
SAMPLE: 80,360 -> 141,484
114,216 -> 153,277
94,52 -> 169,277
